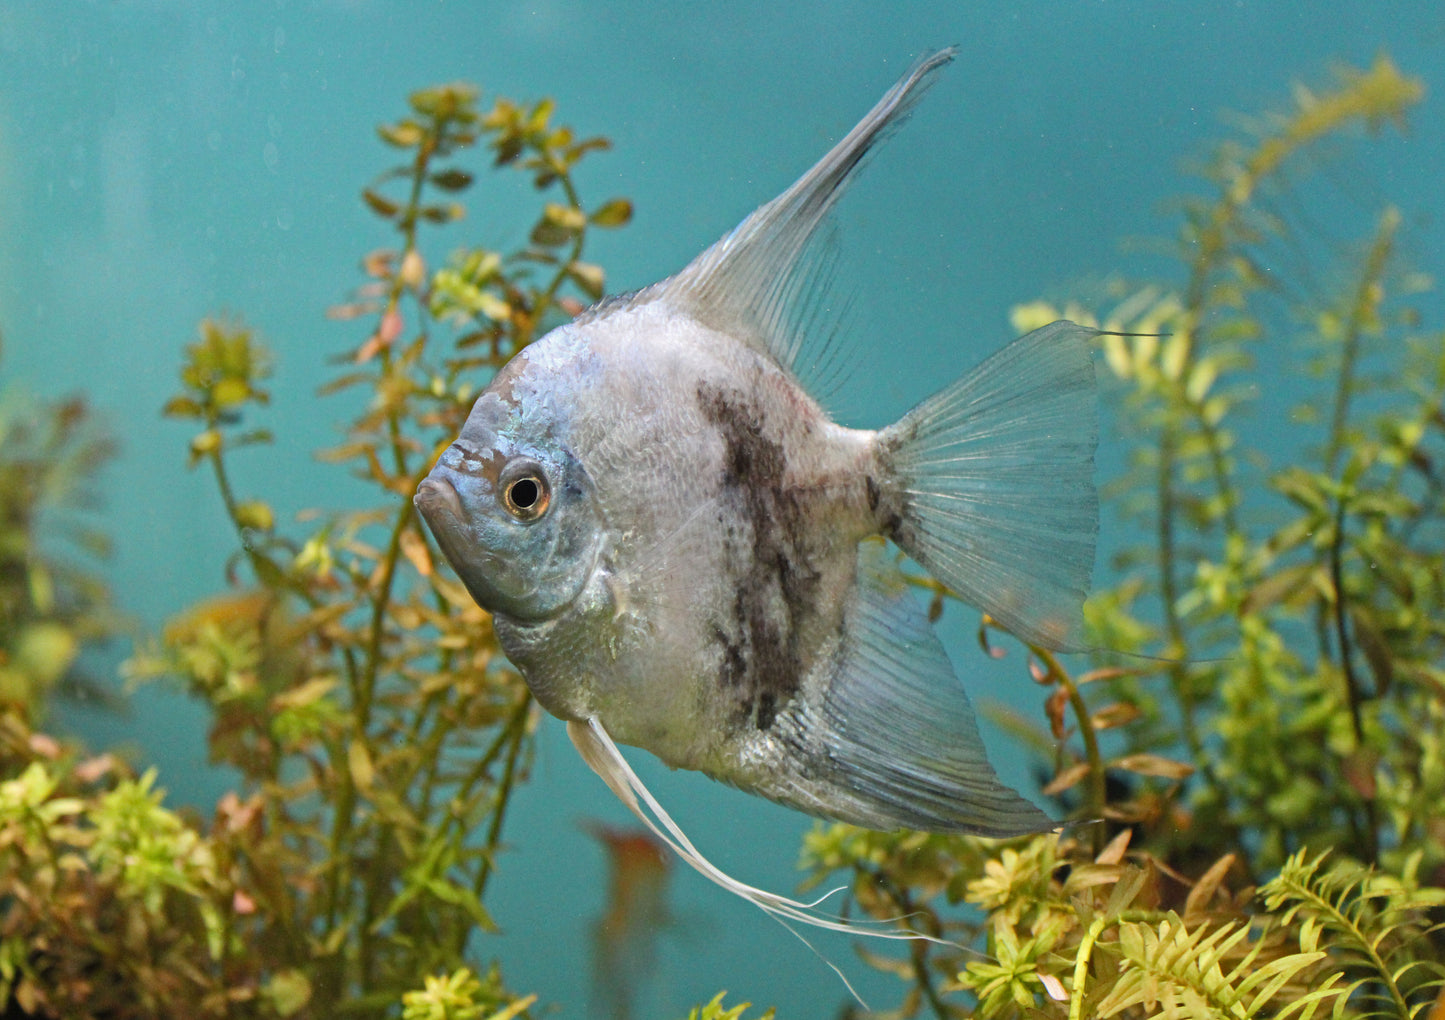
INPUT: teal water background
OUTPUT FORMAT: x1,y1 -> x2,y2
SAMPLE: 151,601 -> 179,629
3,3 -> 1443,1016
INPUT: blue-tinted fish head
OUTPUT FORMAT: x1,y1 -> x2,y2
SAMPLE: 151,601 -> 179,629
414,385 -> 602,623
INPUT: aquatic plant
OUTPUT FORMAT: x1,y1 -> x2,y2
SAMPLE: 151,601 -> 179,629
0,343 -> 252,1018
1,81 -> 628,1018
681,992 -> 776,1020
131,82 -> 633,1016
0,343 -> 118,721
3,52 -> 1442,1020
0,746 -> 241,1017
803,54 -> 1445,1018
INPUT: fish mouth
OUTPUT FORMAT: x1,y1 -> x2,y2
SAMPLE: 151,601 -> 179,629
414,476 -> 465,522
413,474 -> 518,620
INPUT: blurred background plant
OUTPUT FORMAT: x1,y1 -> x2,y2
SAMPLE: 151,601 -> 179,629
802,54 -> 1445,1019
2,51 -> 1443,1020
0,340 -> 120,723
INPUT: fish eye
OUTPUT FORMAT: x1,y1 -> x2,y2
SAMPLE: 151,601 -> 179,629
499,460 -> 551,522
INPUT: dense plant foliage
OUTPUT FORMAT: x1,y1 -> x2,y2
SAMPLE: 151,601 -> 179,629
0,55 -> 1441,1020
802,54 -> 1445,1018
0,346 -> 118,722
1,82 -> 627,1019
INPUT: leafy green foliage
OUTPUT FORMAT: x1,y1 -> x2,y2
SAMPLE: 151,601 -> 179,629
1260,851 -> 1445,1016
0,737 -> 243,1017
0,348 -> 119,720
1091,912 -> 1337,1020
1,52 -> 1439,1020
399,966 -> 534,1020
131,81 -> 628,1016
1009,56 -> 1444,879
2,80 -> 624,1018
803,55 -> 1445,1020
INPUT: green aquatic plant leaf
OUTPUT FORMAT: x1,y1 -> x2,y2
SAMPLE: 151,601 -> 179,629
1092,914 -> 1338,1020
683,991 -> 777,1020
1260,850 -> 1445,1017
399,966 -> 533,1020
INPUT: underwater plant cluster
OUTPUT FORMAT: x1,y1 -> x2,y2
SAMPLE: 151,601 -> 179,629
0,55 -> 1442,1019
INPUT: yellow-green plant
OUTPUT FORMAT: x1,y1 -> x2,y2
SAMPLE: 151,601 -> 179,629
127,82 -> 632,1016
1,73 -> 781,1020
4,54 -> 1441,1020
0,338 -> 249,1017
680,992 -> 776,1020
0,345 -> 119,720
802,55 -> 1445,1019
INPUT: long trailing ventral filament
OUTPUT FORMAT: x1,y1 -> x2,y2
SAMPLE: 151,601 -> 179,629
566,715 -> 963,1006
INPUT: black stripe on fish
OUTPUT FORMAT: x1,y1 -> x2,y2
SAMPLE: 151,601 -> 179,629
697,381 -> 821,732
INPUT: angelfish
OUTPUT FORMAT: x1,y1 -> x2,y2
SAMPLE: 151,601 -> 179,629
415,48 -> 1098,939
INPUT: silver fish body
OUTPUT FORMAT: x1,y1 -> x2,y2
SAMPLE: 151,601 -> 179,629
416,48 -> 1098,837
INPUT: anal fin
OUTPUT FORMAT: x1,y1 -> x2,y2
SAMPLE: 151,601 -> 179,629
799,540 -> 1053,836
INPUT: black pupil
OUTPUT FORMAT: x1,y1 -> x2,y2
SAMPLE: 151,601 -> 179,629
510,478 -> 539,510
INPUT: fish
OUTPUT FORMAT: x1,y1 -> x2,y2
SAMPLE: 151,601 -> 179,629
415,47 -> 1098,941
585,824 -> 673,1020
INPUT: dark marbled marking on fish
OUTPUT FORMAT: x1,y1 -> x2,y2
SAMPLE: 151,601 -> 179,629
869,440 -> 907,544
697,381 -> 822,731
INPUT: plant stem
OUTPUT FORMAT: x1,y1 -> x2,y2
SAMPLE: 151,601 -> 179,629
1038,648 -> 1107,855
1326,209 -> 1397,476
356,499 -> 418,727
471,696 -> 531,909
869,870 -> 950,1020
1069,913 -> 1110,1020
1068,909 -> 1161,1020
205,443 -> 274,584
1327,495 -> 1381,865
517,171 -> 587,349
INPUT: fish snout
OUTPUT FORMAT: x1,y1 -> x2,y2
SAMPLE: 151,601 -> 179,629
414,474 -> 466,522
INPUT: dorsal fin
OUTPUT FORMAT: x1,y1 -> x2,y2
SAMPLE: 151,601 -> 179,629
655,48 -> 957,385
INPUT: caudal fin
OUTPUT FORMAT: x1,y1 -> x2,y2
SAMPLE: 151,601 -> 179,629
877,320 -> 1099,651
